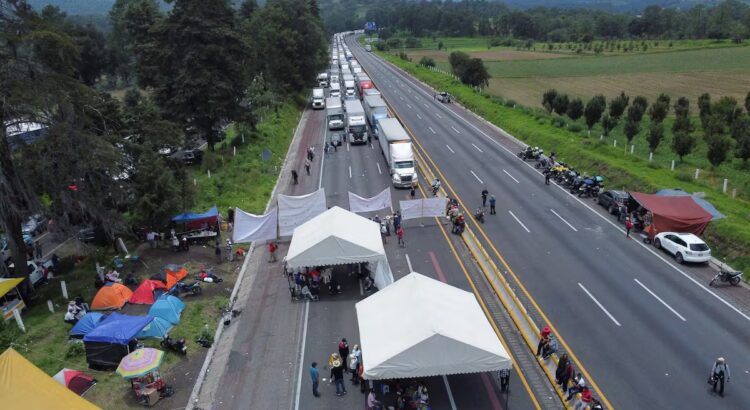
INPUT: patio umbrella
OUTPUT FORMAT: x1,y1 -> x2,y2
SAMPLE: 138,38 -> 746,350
116,348 -> 165,379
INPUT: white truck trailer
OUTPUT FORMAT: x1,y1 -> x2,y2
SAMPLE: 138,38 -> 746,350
377,118 -> 418,188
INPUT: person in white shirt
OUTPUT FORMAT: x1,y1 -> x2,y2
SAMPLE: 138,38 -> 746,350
711,357 -> 730,396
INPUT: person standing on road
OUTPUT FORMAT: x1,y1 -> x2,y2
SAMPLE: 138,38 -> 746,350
410,183 -> 416,200
545,170 -> 551,185
393,211 -> 402,231
291,169 -> 299,185
625,217 -> 634,238
489,195 -> 496,215
330,357 -> 347,396
498,368 -> 510,393
34,241 -> 42,260
310,362 -> 320,397
349,345 -> 360,383
225,239 -> 234,262
338,339 -> 350,373
555,353 -> 570,385
397,226 -> 405,247
268,241 -> 278,262
305,158 -> 311,175
214,243 -> 222,264
711,357 -> 730,396
307,146 -> 315,162
481,189 -> 489,207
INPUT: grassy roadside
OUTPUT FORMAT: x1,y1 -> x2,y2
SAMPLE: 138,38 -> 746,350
0,99 -> 303,408
372,49 -> 750,272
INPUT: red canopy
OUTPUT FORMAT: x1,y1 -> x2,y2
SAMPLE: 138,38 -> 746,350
129,280 -> 168,305
630,192 -> 713,237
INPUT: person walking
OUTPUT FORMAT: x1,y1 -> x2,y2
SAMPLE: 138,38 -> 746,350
268,241 -> 278,262
481,189 -> 489,207
410,183 -> 416,200
310,362 -> 320,397
146,231 -> 156,249
331,356 -> 347,396
307,146 -> 315,162
349,346 -> 360,383
711,357 -> 730,396
338,339 -> 350,373
305,158 -> 311,176
393,211 -> 402,231
291,169 -> 299,185
625,217 -> 633,238
214,243 -> 222,264
489,195 -> 497,215
555,353 -> 570,386
397,226 -> 405,247
34,241 -> 43,260
545,170 -> 551,185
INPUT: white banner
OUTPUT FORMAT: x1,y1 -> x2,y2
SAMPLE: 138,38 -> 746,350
232,207 -> 278,243
278,189 -> 327,236
348,188 -> 393,213
399,197 -> 448,220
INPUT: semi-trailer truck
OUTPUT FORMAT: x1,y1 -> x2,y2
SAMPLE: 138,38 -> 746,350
317,72 -> 328,87
311,88 -> 325,109
377,118 -> 418,188
363,95 -> 388,136
326,97 -> 345,130
345,99 -> 367,144
344,80 -> 356,99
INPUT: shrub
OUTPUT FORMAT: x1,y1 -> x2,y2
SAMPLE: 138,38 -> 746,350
375,42 -> 388,51
568,124 -> 583,133
66,342 -> 85,359
504,100 -> 517,108
386,38 -> 402,49
419,56 -> 436,67
398,51 -> 411,61
551,117 -> 566,128
405,37 -> 422,48
675,170 -> 693,182
490,96 -> 504,105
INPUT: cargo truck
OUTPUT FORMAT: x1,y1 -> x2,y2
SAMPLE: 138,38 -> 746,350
326,97 -> 345,130
377,118 -> 418,188
363,95 -> 388,136
330,82 -> 341,99
344,80 -> 356,99
356,76 -> 373,97
345,99 -> 367,144
317,72 -> 328,88
311,88 -> 325,109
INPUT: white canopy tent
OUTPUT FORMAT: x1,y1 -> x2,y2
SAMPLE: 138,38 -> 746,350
356,272 -> 511,380
286,206 -> 394,290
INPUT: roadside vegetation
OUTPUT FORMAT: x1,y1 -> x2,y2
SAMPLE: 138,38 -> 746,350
373,48 -> 750,273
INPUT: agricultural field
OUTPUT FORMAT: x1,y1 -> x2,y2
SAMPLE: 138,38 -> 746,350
403,37 -> 750,108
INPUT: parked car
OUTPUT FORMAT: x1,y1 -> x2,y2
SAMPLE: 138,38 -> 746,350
22,214 -> 48,236
6,259 -> 54,287
596,190 -> 629,214
653,232 -> 711,264
1,234 -> 34,263
436,92 -> 452,103
169,149 -> 203,165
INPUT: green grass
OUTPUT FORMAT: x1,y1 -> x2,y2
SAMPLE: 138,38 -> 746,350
484,46 -> 750,78
191,102 -> 301,215
376,50 -> 750,273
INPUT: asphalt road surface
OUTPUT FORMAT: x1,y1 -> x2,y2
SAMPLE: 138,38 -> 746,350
348,36 -> 750,409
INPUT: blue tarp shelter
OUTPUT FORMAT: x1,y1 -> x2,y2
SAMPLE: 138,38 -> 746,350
171,206 -> 219,223
655,189 -> 726,220
69,312 -> 105,339
137,316 -> 174,339
83,313 -> 153,344
82,314 -> 153,370
148,295 -> 185,325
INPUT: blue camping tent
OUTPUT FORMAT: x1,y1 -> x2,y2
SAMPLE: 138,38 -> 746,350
83,313 -> 153,344
69,312 -> 105,339
82,313 -> 154,370
171,206 -> 219,223
655,189 -> 726,220
137,316 -> 174,339
148,295 -> 185,325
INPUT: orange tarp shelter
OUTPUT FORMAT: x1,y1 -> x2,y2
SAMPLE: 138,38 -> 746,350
165,266 -> 188,289
91,283 -> 133,310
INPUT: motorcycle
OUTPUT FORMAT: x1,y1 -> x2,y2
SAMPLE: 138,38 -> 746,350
169,281 -> 202,296
431,182 -> 441,196
474,208 -> 485,224
709,264 -> 743,287
518,146 -> 544,161
161,335 -> 187,355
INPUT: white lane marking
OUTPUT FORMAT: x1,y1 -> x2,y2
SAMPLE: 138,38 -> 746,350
429,127 -> 436,134
293,301 -> 310,410
578,283 -> 621,326
446,145 -> 455,154
318,114 -> 327,189
35,232 -> 49,242
634,279 -> 687,322
508,210 -> 530,233
377,162 -> 382,175
435,112 -> 442,119
451,126 -> 461,134
470,170 -> 484,184
443,375 -> 458,410
42,237 -> 72,259
550,209 -> 578,232
349,166 -> 352,179
406,253 -> 413,272
471,143 -> 483,153
502,169 -> 520,184
417,113 -> 422,120
423,103 -> 429,108
407,104 -> 412,109
346,142 -> 350,152
371,143 -> 375,150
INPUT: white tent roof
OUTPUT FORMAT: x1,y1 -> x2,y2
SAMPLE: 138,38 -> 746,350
356,272 -> 511,379
286,206 -> 385,268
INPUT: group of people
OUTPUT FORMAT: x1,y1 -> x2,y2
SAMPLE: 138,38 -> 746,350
372,213 -> 405,247
310,338 -> 367,398
446,198 -> 466,235
63,295 -> 90,325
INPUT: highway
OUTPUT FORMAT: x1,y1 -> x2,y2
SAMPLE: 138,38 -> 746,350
348,36 -> 750,409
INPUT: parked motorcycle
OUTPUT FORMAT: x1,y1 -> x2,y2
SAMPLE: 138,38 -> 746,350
169,281 -> 202,296
161,335 -> 187,355
518,146 -> 544,161
474,208 -> 485,224
709,264 -> 743,287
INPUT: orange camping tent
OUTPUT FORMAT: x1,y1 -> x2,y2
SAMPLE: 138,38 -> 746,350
165,267 -> 188,289
91,283 -> 133,310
